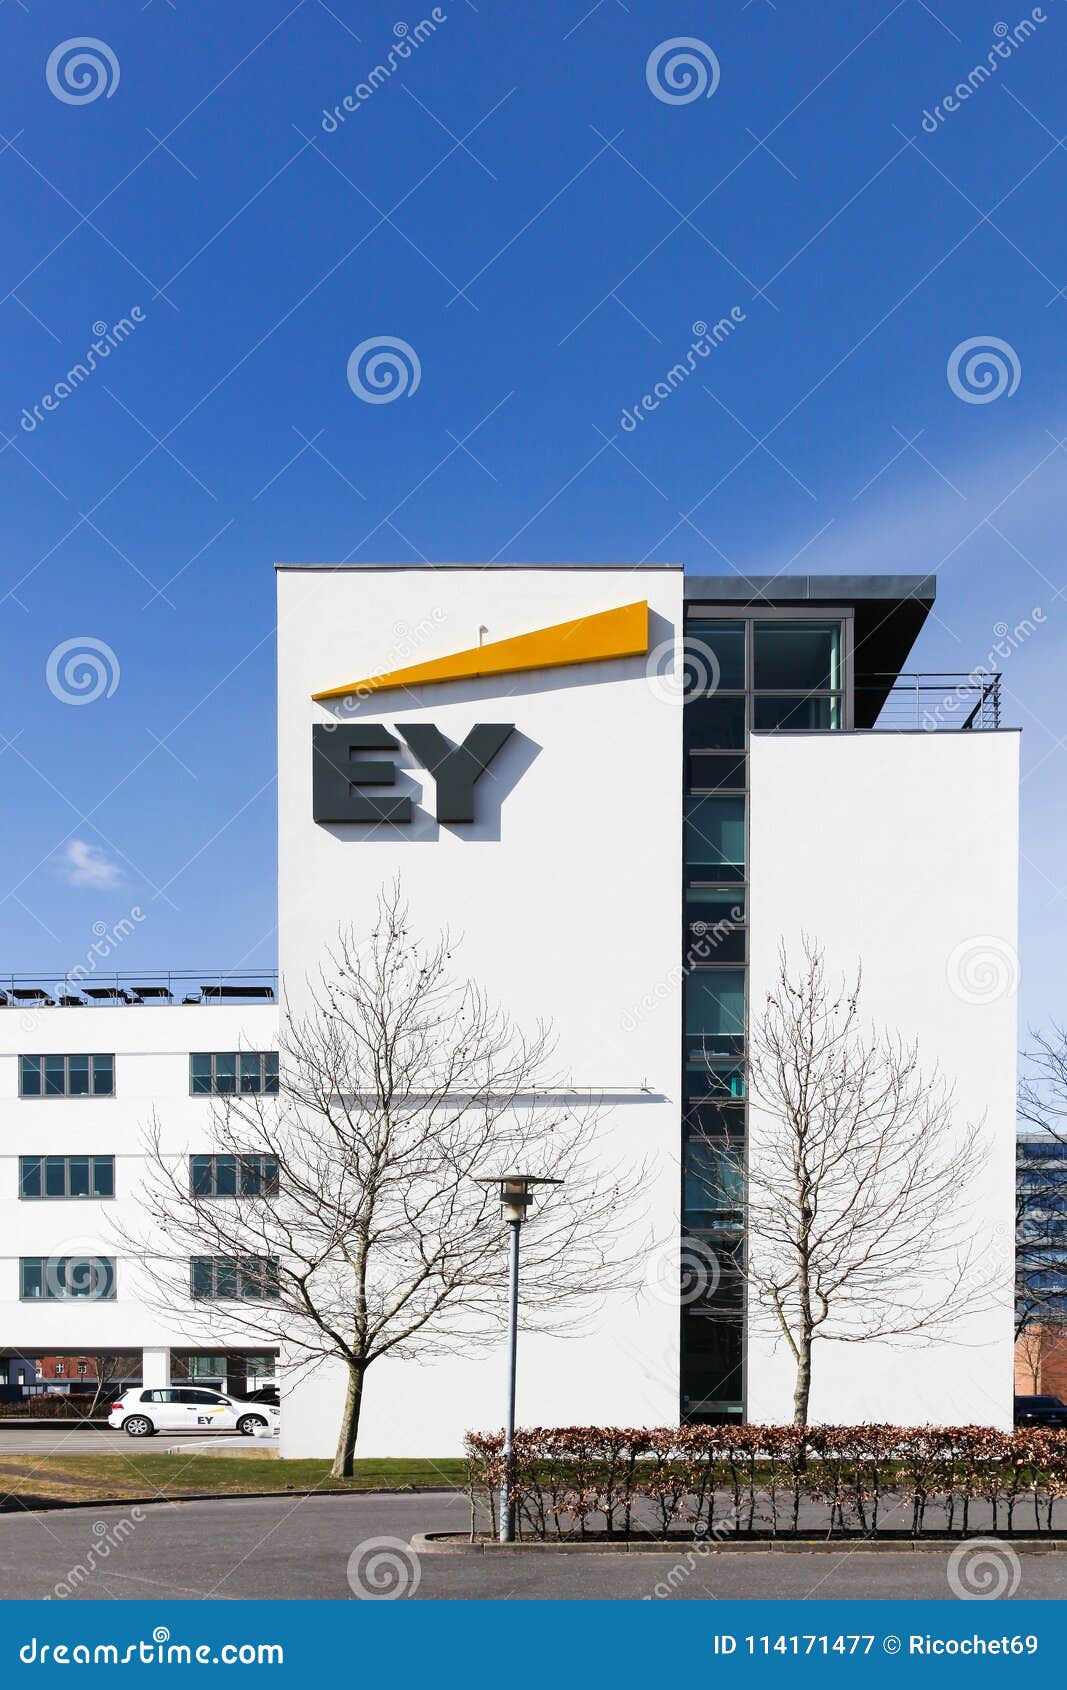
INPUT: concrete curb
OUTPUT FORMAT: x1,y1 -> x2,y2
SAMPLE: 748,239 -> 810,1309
411,1531 -> 1067,1557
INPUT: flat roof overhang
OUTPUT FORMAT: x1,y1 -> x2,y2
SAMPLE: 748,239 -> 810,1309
684,573 -> 935,727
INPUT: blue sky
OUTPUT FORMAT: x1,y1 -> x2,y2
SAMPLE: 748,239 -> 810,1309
1,0 -> 1065,1033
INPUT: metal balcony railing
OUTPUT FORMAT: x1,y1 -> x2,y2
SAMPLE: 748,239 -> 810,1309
0,970 -> 278,1008
861,672 -> 1002,731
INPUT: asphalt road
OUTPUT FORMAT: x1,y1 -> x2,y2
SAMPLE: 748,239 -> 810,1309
0,1493 -> 1065,1601
0,1428 -> 252,1454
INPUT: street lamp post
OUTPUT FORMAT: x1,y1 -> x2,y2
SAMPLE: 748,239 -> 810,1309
476,1172 -> 562,1543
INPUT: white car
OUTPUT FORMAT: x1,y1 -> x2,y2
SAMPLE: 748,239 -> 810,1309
109,1386 -> 280,1438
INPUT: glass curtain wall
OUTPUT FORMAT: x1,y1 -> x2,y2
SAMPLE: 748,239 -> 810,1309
681,611 -> 847,1422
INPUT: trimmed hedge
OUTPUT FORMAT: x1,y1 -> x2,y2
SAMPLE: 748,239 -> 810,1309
0,1395 -> 102,1419
465,1426 -> 1067,1540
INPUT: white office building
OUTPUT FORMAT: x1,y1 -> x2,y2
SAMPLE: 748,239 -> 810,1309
1,566 -> 1019,1455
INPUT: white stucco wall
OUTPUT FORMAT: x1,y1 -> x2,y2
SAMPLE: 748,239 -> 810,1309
276,564 -> 684,1457
746,730 -> 1019,1428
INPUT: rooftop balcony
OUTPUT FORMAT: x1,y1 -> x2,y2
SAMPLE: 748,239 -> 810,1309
0,971 -> 278,1009
861,672 -> 1002,731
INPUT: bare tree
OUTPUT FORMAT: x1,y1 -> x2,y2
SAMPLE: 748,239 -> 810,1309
82,1354 -> 131,1417
131,885 -> 648,1477
1016,1025 -> 1067,1340
699,939 -> 993,1425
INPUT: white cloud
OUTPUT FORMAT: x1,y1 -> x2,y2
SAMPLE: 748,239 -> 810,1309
57,839 -> 124,889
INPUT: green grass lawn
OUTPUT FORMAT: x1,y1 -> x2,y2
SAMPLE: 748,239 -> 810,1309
0,1454 -> 467,1506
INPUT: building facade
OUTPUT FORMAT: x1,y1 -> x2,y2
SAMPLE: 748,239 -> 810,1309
0,565 -> 1020,1452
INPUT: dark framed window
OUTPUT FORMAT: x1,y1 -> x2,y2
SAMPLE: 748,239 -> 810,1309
687,751 -> 746,792
685,622 -> 746,691
752,694 -> 841,732
19,1055 -> 114,1098
753,621 -> 842,691
190,1256 -> 280,1301
20,1257 -> 116,1300
685,970 -> 745,1064
190,1052 -> 279,1096
684,1132 -> 745,1230
19,1155 -> 114,1199
189,1154 -> 279,1198
684,795 -> 745,875
683,694 -> 746,752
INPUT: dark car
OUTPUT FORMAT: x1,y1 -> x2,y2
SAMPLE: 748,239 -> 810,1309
243,1385 -> 280,1408
1014,1393 -> 1067,1427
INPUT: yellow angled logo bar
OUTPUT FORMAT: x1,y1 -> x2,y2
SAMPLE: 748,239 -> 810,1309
311,599 -> 650,702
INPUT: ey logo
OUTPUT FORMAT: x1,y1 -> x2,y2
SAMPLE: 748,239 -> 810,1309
313,723 -> 513,824
310,599 -> 650,829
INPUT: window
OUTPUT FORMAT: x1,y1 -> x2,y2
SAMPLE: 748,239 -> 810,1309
19,1055 -> 114,1097
754,622 -> 841,691
143,1388 -> 179,1404
190,1053 -> 279,1096
20,1156 -> 114,1199
189,1154 -> 279,1198
683,694 -> 746,752
685,889 -> 746,963
179,1387 -> 229,1404
685,970 -> 745,1063
686,622 -> 746,691
687,752 -> 746,791
77,1361 -> 87,1376
684,795 -> 745,876
20,1257 -> 116,1300
684,1136 -> 744,1229
753,694 -> 841,731
54,1362 -> 66,1376
190,1256 -> 280,1301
